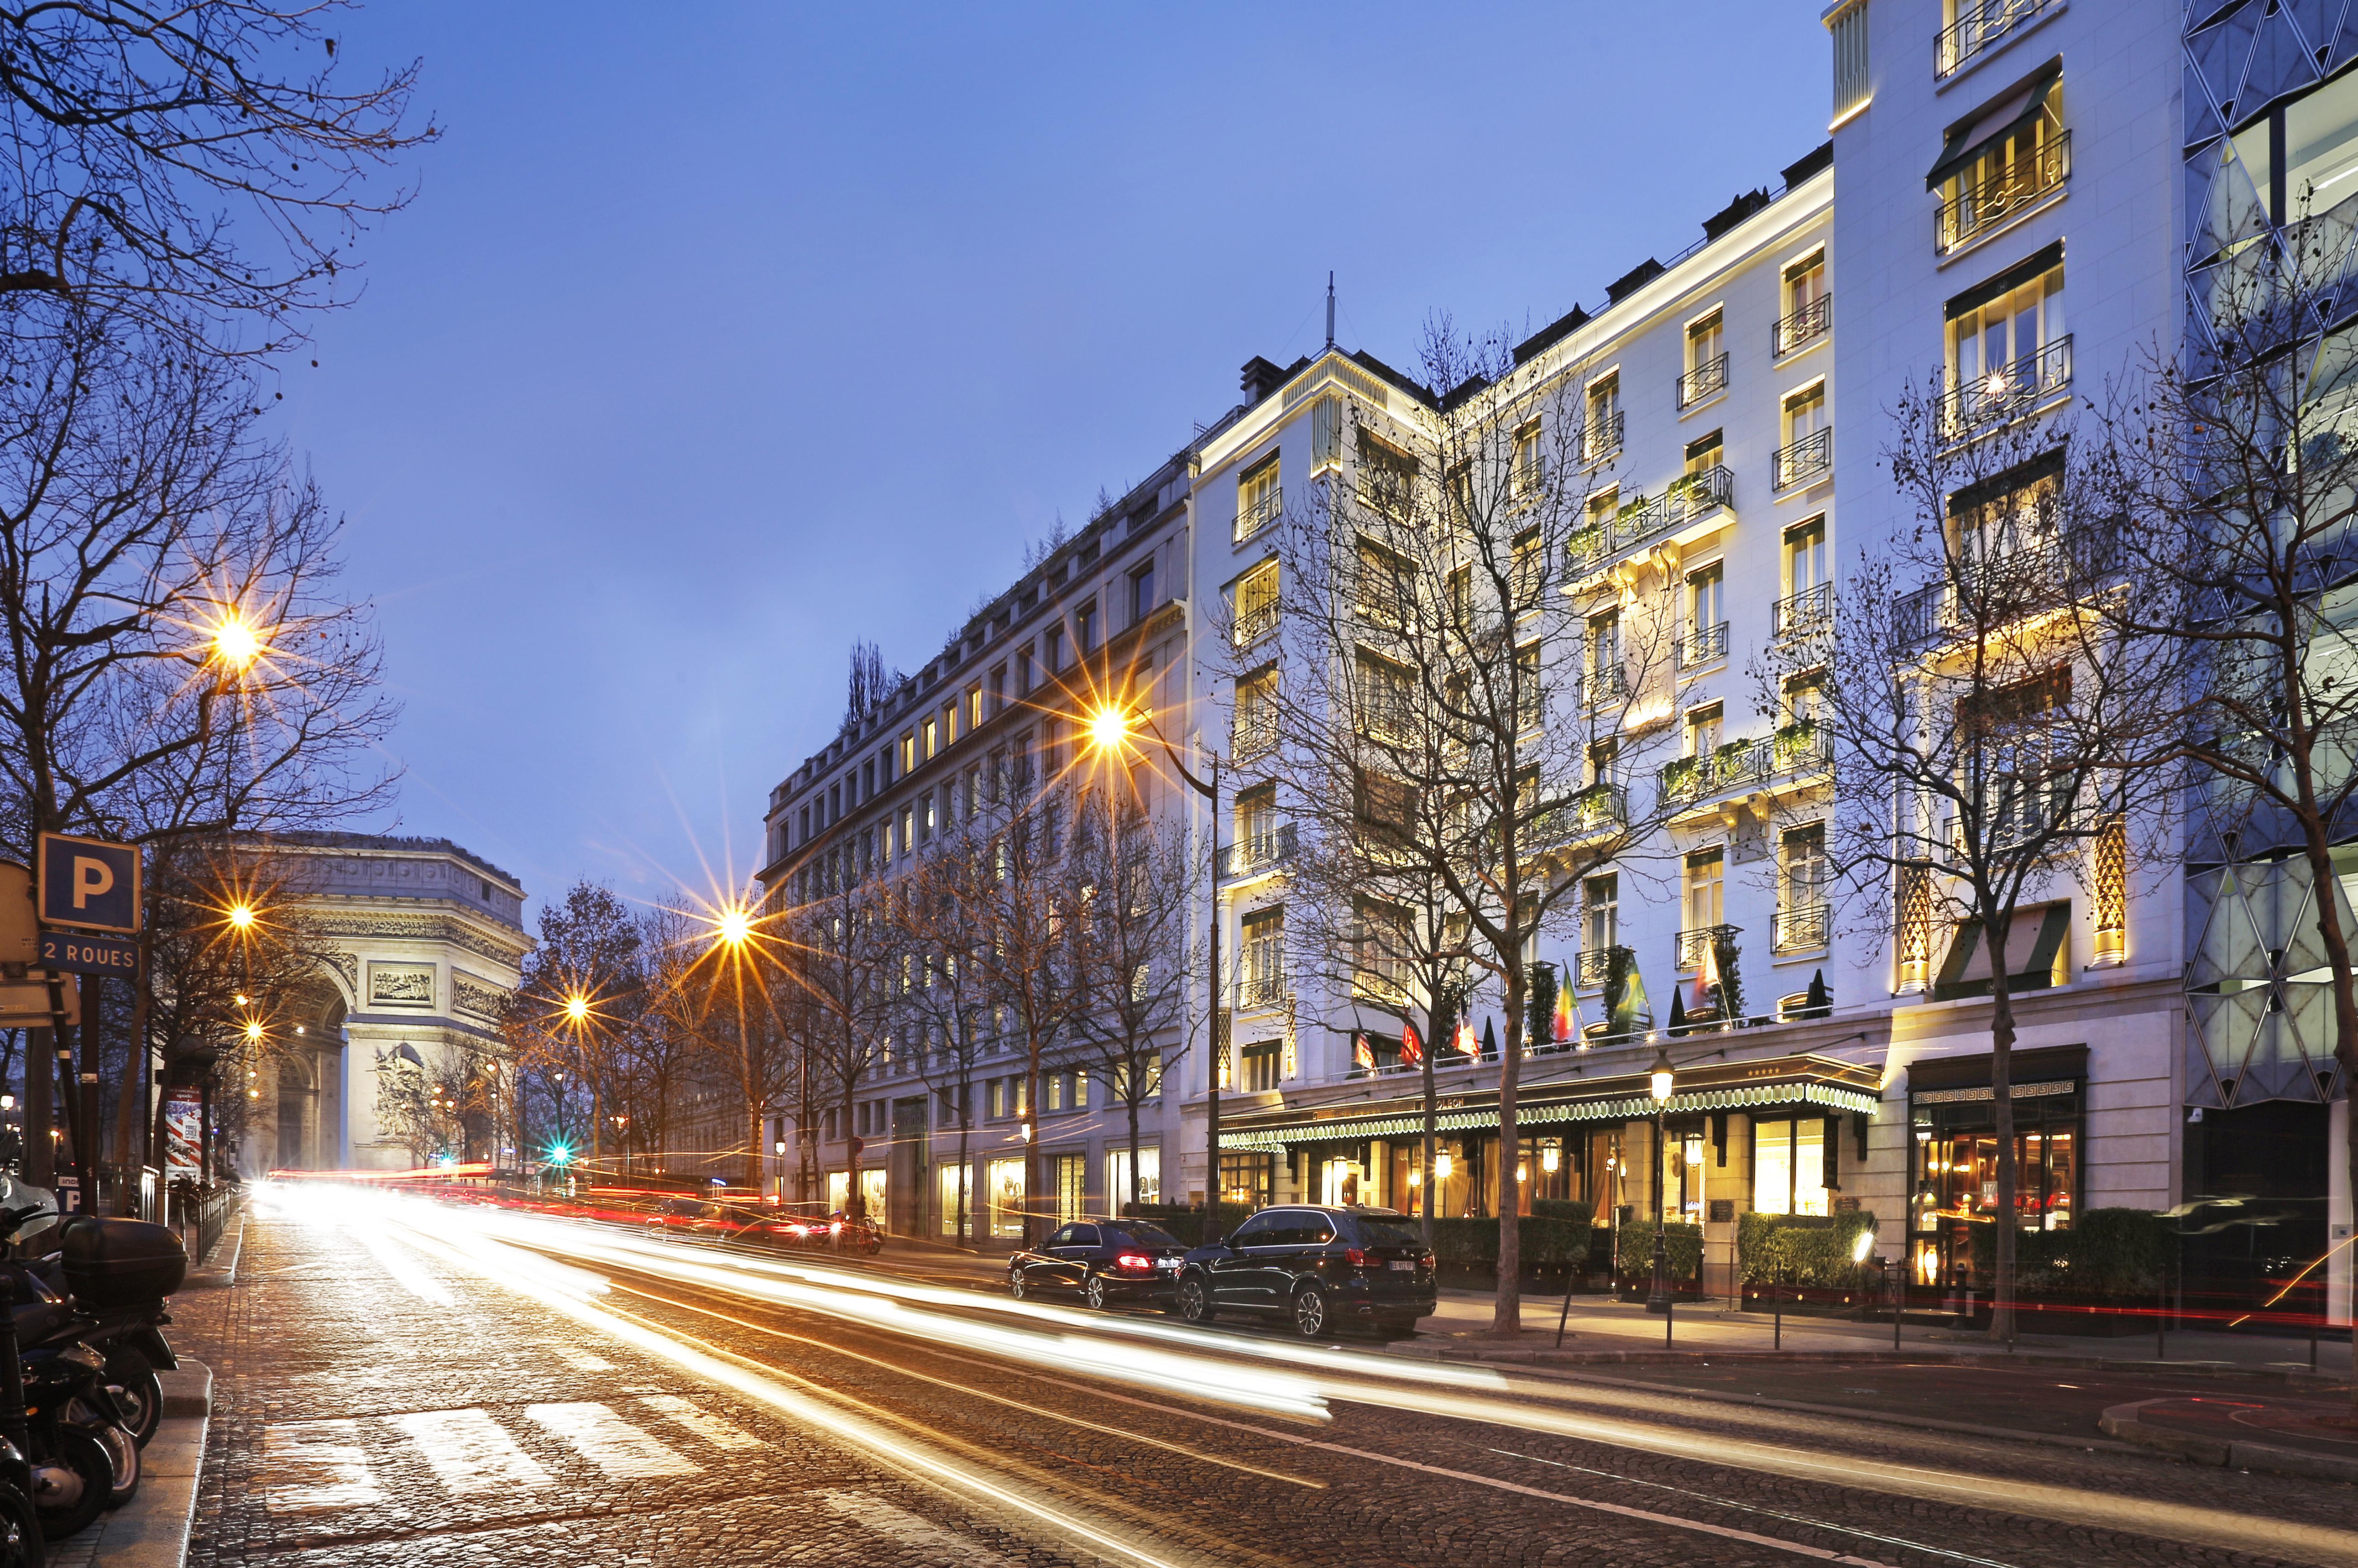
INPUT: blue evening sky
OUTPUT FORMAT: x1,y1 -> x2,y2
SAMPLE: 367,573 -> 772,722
290,3 -> 1827,915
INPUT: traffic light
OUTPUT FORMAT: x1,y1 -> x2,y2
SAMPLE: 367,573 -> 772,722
847,1136 -> 864,1159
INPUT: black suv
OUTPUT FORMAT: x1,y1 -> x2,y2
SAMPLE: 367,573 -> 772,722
1175,1206 -> 1436,1339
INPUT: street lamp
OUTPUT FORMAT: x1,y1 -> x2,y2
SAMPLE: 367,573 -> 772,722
209,612 -> 263,671
774,1139 -> 788,1205
1647,1039 -> 1674,1313
1082,703 -> 1226,1231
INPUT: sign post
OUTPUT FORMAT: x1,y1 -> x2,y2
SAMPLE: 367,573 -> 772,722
35,833 -> 142,1215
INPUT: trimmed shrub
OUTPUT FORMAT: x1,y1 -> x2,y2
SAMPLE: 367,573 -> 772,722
1614,1221 -> 1703,1280
1431,1216 -> 1591,1274
1531,1198 -> 1595,1227
1968,1209 -> 2169,1300
1737,1211 -> 1880,1288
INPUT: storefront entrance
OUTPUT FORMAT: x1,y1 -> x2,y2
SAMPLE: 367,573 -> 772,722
1908,1046 -> 2083,1291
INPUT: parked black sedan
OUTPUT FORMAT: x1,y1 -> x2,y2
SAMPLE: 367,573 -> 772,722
1007,1219 -> 1190,1309
1174,1205 -> 1436,1339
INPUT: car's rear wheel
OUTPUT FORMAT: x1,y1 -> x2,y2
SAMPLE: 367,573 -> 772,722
1291,1284 -> 1330,1339
1176,1274 -> 1213,1324
1083,1274 -> 1110,1311
1008,1266 -> 1029,1300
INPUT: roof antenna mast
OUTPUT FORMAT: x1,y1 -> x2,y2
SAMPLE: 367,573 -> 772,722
1325,271 -> 1336,351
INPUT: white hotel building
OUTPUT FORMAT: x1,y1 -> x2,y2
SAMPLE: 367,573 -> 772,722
758,0 -> 2350,1326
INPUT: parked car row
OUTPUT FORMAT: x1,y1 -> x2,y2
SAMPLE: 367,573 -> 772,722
1006,1205 -> 1436,1339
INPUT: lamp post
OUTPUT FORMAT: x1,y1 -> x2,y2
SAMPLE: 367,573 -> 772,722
773,1139 -> 788,1205
1647,1040 -> 1674,1313
1084,705 -> 1225,1228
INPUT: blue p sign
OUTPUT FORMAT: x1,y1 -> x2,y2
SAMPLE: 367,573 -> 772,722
37,833 -> 141,934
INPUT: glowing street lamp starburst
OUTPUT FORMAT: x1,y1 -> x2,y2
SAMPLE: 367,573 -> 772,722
713,905 -> 753,948
211,613 -> 263,670
1087,706 -> 1131,754
227,903 -> 256,931
244,1019 -> 264,1043
563,993 -> 590,1024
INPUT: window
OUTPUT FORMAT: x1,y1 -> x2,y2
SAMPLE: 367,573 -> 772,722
967,685 -> 983,730
1234,670 -> 1278,758
1684,847 -> 1725,933
1829,0 -> 1868,122
1355,540 -> 1408,627
1238,1040 -> 1282,1093
1046,1072 -> 1065,1113
1357,430 -> 1418,520
828,782 -> 841,823
1512,419 -> 1543,494
1786,519 -> 1827,595
1218,1151 -> 1275,1209
1016,649 -> 1034,695
1234,560 -> 1280,647
1584,375 -> 1622,459
1685,702 -> 1723,759
1045,625 -> 1065,673
899,808 -> 915,858
1932,65 -> 2065,252
2234,72 -> 2358,231
1775,384 -> 1830,488
1235,784 -> 1277,862
1582,875 -> 1620,978
1585,612 -> 1622,704
1778,825 -> 1830,953
944,702 -> 959,747
1075,601 -> 1096,654
920,793 -> 935,844
1131,560 -> 1157,623
923,717 -> 938,759
989,665 -> 1007,713
988,1157 -> 1026,1238
1237,453 -> 1282,543
1752,1117 -> 1829,1216
1776,251 -> 1830,355
1944,251 -> 2065,434
1680,312 -> 1727,408
1107,1145 -> 1161,1208
1239,907 -> 1285,1007
900,733 -> 917,774
861,759 -> 875,801
1683,565 -> 1725,668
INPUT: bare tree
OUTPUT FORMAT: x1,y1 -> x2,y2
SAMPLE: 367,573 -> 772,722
1255,318 -> 1678,1329
1061,789 -> 1191,1214
785,852 -> 895,1219
653,897 -> 795,1193
1765,384 -> 2182,1344
0,0 -> 434,350
506,880 -> 646,1175
884,842 -> 998,1245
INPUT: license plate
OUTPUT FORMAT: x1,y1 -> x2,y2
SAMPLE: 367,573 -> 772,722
1158,1258 -> 1182,1270
1387,1260 -> 1415,1271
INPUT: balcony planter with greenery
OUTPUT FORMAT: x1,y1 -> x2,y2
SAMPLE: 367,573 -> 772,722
1662,755 -> 1706,799
1774,719 -> 1823,769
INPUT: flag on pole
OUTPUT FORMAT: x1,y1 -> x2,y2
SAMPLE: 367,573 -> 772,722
1354,1032 -> 1375,1072
1553,968 -> 1576,1044
1455,1018 -> 1480,1060
1400,1021 -> 1423,1066
1697,932 -> 1722,1017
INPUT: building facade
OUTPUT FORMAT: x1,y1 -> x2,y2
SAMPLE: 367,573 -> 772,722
756,0 -> 2351,1326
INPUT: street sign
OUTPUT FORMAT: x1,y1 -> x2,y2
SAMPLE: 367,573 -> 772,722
0,979 -> 75,1028
36,834 -> 140,934
0,862 -> 34,969
37,930 -> 136,976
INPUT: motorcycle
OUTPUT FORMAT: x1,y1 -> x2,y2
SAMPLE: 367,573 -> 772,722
0,1207 -> 175,1449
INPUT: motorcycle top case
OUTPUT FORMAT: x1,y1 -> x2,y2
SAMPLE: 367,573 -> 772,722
59,1217 -> 187,1307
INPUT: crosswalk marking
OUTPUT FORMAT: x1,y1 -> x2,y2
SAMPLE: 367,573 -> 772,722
639,1394 -> 763,1451
264,1420 -> 385,1513
525,1401 -> 700,1479
392,1408 -> 552,1497
818,1490 -> 1015,1567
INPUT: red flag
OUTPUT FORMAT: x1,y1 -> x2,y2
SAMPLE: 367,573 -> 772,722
1400,1022 -> 1423,1066
1354,1032 -> 1375,1072
1455,1019 -> 1480,1060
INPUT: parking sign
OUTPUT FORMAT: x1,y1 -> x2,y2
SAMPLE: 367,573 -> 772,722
37,833 -> 141,934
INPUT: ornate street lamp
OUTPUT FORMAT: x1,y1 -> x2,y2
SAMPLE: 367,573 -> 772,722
1647,1039 -> 1674,1314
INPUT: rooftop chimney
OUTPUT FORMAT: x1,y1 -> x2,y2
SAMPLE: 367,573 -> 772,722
1240,355 -> 1287,405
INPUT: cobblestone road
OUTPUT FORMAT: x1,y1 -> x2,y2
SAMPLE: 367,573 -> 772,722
166,1194 -> 2358,1568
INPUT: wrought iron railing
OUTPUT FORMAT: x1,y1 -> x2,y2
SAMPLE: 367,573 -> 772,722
1938,335 -> 2072,442
1579,664 -> 1627,711
1773,582 -> 1834,639
1936,0 -> 2063,78
1772,427 -> 1833,490
1936,132 -> 2070,253
1574,946 -> 1625,990
1533,784 -> 1626,846
1232,714 -> 1278,761
1566,465 -> 1735,578
1661,725 -> 1830,807
1234,486 -> 1282,545
1773,902 -> 1831,954
1678,352 -> 1731,410
1233,596 -> 1280,648
1772,293 -> 1832,357
1235,965 -> 1288,1009
1893,523 -> 2115,646
1676,621 -> 1730,669
1220,823 -> 1296,878
1674,923 -> 1741,972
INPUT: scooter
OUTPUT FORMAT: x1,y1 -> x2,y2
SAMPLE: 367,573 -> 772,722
1,1205 -> 178,1447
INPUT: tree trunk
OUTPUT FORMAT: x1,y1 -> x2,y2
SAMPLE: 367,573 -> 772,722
115,967 -> 149,1212
1986,912 -> 2019,1348
1495,967 -> 1526,1333
1419,1012 -> 1437,1249
1127,1087 -> 1143,1213
955,1104 -> 971,1249
1023,1031 -> 1042,1248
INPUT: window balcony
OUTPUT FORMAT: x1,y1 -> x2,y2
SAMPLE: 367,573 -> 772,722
1936,0 -> 2063,78
1231,715 -> 1278,762
1220,823 -> 1296,879
1352,957 -> 1409,1006
1573,946 -> 1627,991
1676,620 -> 1729,670
1771,427 -> 1833,491
1773,582 -> 1834,640
1578,664 -> 1627,711
1936,132 -> 2069,254
1772,293 -> 1832,358
1235,967 -> 1288,1010
1678,353 -> 1731,411
1580,410 -> 1625,464
1533,783 -> 1626,847
1938,335 -> 2071,443
1566,465 -> 1735,579
1773,901 -> 1831,954
1234,486 -> 1282,545
1893,524 -> 2114,646
1233,597 -> 1280,648
1674,923 -> 1741,973
1661,723 -> 1830,810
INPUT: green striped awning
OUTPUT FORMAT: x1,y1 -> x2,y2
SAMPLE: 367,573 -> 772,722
1224,1080 -> 1880,1151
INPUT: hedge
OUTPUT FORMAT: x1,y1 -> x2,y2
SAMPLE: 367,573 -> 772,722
1429,1215 -> 1592,1274
1968,1208 -> 2170,1300
1737,1211 -> 1880,1287
1532,1198 -> 1594,1227
1614,1221 -> 1703,1280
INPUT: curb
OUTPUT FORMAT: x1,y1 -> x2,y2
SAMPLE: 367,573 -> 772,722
2099,1397 -> 2358,1484
180,1215 -> 244,1291
50,1359 -> 210,1567
1429,1343 -> 2350,1385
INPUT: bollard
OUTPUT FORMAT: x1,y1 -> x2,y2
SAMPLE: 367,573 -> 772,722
2311,1313 -> 2320,1374
1665,1288 -> 1674,1350
1773,1272 -> 1783,1351
1893,1260 -> 1903,1353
